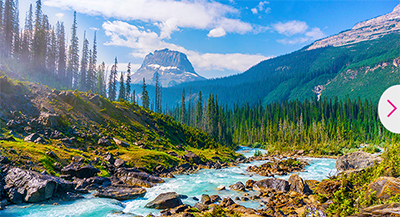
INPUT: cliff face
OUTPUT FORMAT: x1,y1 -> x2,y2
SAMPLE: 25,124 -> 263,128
307,4 -> 400,50
132,49 -> 205,87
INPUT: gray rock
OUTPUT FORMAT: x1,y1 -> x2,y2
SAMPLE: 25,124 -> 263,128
114,158 -> 125,168
38,112 -> 60,127
104,154 -> 115,165
98,137 -> 111,146
145,192 -> 183,209
185,151 -> 201,164
0,155 -> 9,164
5,167 -> 75,203
113,138 -> 130,147
230,181 -> 246,191
115,168 -> 164,184
94,185 -> 146,201
288,174 -> 312,195
194,202 -> 208,211
58,91 -> 76,104
7,188 -> 24,204
24,133 -> 41,142
336,151 -> 382,172
201,194 -> 211,205
59,138 -> 72,144
61,163 -> 100,179
253,178 -> 290,192
220,197 -> 235,207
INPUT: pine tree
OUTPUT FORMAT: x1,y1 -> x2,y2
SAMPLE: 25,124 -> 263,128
67,11 -> 79,88
125,63 -> 131,102
42,14 -> 50,71
154,70 -> 162,113
96,61 -> 106,96
141,78 -> 149,109
56,21 -> 66,83
108,57 -> 117,101
196,91 -> 203,128
12,0 -> 19,59
32,0 -> 46,70
21,4 -> 33,63
47,27 -> 57,75
0,0 -> 4,58
87,31 -> 97,92
118,71 -> 125,101
180,89 -> 186,124
3,0 -> 15,58
79,31 -> 89,91
132,90 -> 136,104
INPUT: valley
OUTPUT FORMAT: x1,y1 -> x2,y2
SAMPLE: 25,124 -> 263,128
1,1 -> 400,217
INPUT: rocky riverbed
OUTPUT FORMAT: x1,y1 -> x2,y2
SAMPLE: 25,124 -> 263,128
0,146 -> 340,216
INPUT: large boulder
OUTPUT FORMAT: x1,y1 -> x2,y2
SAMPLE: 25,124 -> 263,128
336,151 -> 382,172
61,163 -> 100,179
201,194 -> 211,205
37,112 -> 61,127
98,137 -> 112,146
315,180 -> 346,196
145,192 -> 183,209
185,151 -> 201,164
253,178 -> 290,192
365,177 -> 400,201
230,181 -> 246,191
5,167 -> 74,203
115,168 -> 164,188
94,185 -> 146,200
288,174 -> 312,195
359,203 -> 400,216
24,133 -> 41,142
113,138 -> 130,147
58,91 -> 76,105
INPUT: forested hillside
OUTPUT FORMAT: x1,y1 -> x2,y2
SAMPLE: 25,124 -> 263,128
155,33 -> 400,108
168,91 -> 400,155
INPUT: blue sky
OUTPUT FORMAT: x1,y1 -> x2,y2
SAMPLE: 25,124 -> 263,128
19,0 -> 400,78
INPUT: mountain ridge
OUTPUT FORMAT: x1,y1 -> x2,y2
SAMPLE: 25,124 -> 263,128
307,3 -> 400,50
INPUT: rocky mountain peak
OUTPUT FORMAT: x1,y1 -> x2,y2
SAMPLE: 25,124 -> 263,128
393,4 -> 400,13
307,4 -> 400,50
131,49 -> 205,87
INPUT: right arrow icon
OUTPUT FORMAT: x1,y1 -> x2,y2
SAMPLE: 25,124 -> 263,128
388,99 -> 397,118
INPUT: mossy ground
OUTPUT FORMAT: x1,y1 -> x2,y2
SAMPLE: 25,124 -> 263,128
0,77 -> 239,175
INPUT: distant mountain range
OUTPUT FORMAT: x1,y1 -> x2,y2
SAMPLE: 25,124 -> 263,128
131,49 -> 205,87
137,3 -> 400,109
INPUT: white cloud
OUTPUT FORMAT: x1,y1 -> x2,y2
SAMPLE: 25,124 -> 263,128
277,38 -> 309,45
55,13 -> 64,20
251,1 -> 270,15
102,21 -> 269,72
44,0 -> 254,38
305,27 -> 325,40
207,27 -> 226,38
90,27 -> 99,31
276,26 -> 326,45
273,20 -> 308,36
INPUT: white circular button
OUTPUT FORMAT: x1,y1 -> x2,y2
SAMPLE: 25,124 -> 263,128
378,85 -> 400,134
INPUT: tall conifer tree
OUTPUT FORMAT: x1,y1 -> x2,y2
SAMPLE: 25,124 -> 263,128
67,11 -> 79,88
56,21 -> 66,83
125,63 -> 131,102
141,78 -> 149,109
108,57 -> 117,101
79,31 -> 89,91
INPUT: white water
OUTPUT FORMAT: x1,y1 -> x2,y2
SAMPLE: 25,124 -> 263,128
0,147 -> 336,217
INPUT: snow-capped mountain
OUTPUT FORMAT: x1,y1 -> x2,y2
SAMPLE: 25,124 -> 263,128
132,49 -> 206,87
